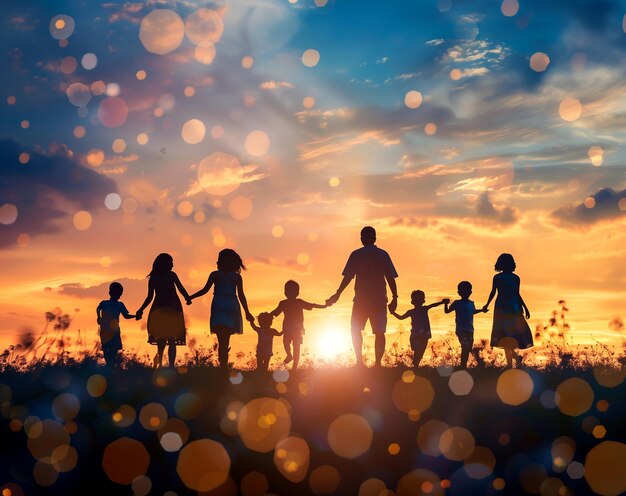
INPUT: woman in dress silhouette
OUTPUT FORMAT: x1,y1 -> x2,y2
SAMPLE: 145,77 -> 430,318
483,253 -> 533,367
136,253 -> 191,368
188,249 -> 254,369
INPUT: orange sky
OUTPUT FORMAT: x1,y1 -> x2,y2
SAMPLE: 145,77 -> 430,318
1,1 -> 625,363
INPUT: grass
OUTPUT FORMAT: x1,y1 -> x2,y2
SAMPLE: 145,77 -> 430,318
1,307 -> 626,495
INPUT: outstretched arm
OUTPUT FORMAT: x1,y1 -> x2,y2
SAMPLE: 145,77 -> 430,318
301,300 -> 327,310
425,300 -> 445,310
121,304 -> 135,319
390,310 -> 411,320
189,272 -> 216,300
327,275 -> 353,306
136,280 -> 155,320
236,275 -> 254,323
173,273 -> 192,304
483,276 -> 497,311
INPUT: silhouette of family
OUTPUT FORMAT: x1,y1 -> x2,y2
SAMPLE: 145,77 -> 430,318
97,226 -> 533,370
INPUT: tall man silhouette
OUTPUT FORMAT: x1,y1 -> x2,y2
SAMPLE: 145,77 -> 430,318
326,226 -> 398,367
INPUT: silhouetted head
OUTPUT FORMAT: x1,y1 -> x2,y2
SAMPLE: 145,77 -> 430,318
258,312 -> 273,328
494,253 -> 516,273
457,281 -> 472,299
360,226 -> 376,245
284,280 -> 300,299
150,253 -> 173,276
217,249 -> 246,273
411,290 -> 425,306
109,282 -> 123,300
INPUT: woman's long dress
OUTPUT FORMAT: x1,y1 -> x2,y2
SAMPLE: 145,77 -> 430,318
147,272 -> 186,345
490,272 -> 533,349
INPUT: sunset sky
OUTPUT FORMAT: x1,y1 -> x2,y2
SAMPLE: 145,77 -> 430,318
1,0 -> 625,362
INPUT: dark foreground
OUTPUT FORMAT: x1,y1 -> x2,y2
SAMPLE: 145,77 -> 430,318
1,364 -> 626,496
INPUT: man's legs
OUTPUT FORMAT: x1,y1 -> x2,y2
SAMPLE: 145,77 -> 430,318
374,334 -> 385,367
371,301 -> 388,367
351,302 -> 367,366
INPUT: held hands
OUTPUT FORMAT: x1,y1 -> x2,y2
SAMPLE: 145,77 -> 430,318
482,305 -> 489,313
442,298 -> 450,304
186,298 -> 193,306
388,295 -> 398,313
325,293 -> 340,307
245,312 -> 255,323
135,310 -> 143,321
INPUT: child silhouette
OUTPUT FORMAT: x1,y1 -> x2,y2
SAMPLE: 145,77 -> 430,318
96,282 -> 135,367
444,281 -> 487,369
136,253 -> 190,368
390,290 -> 446,367
250,312 -> 282,372
270,280 -> 326,370
188,249 -> 254,370
482,253 -> 533,367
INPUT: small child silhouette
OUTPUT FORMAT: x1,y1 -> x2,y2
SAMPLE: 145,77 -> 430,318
96,282 -> 135,367
250,312 -> 282,372
444,281 -> 488,369
270,280 -> 326,370
390,290 -> 445,368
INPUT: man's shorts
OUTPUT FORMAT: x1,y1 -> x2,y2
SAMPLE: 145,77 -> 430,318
351,299 -> 388,335
283,332 -> 303,346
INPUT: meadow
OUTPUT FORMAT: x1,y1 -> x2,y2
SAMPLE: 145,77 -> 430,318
1,309 -> 626,496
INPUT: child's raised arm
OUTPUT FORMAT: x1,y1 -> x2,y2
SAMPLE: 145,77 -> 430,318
173,272 -> 192,304
236,274 -> 254,323
188,272 -> 216,301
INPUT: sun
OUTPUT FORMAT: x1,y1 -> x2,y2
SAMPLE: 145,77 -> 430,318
314,328 -> 353,362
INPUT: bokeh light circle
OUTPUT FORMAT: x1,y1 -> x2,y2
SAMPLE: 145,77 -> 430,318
327,413 -> 373,459
73,211 -> 92,231
139,9 -> 185,55
302,49 -> 320,67
309,465 -> 340,494
185,9 -> 224,46
50,15 -> 75,40
237,398 -> 291,452
0,204 -> 18,225
102,437 -> 150,485
176,439 -> 230,491
559,98 -> 582,122
392,375 -> 434,414
555,377 -> 594,416
585,441 -> 626,496
274,436 -> 310,483
404,90 -> 423,109
181,119 -> 206,144
245,130 -> 270,156
530,52 -> 550,72
66,83 -> 92,107
496,369 -> 534,406
98,97 -> 129,128
439,426 -> 475,461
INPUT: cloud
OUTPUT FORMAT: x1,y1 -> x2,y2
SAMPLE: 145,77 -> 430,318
259,81 -> 295,90
47,278 -> 145,299
184,163 -> 267,198
426,39 -> 444,46
0,139 -> 117,248
473,191 -> 520,226
549,188 -> 626,228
